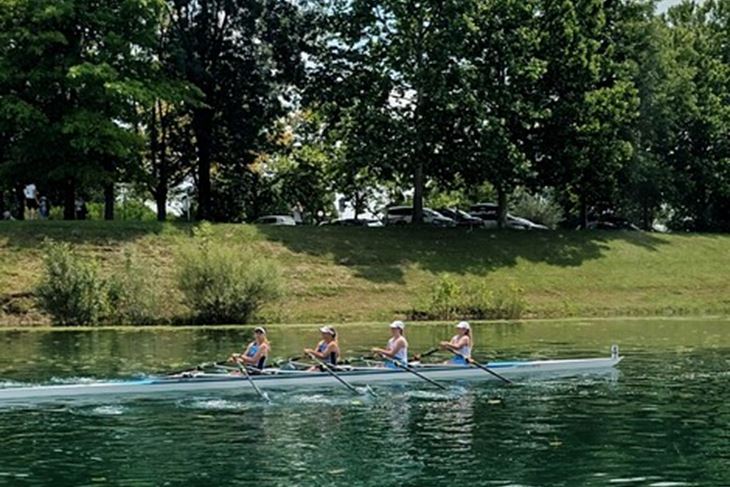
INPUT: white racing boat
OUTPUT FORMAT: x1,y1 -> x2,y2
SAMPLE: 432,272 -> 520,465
0,346 -> 622,403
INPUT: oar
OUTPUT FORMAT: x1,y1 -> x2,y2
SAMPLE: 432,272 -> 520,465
455,353 -> 513,385
377,355 -> 447,391
413,347 -> 440,361
306,353 -> 367,396
235,359 -> 272,403
166,360 -> 225,376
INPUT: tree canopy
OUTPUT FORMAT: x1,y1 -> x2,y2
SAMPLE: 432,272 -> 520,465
0,0 -> 727,231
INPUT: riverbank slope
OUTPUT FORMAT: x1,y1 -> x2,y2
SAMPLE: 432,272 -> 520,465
0,221 -> 728,325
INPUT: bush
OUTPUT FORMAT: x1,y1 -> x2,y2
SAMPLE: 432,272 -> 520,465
177,223 -> 281,324
410,275 -> 526,320
510,189 -> 562,229
36,242 -> 108,326
107,252 -> 164,325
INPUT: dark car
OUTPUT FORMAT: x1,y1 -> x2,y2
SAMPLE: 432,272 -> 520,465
435,208 -> 484,228
469,203 -> 499,229
318,218 -> 383,227
562,214 -> 641,231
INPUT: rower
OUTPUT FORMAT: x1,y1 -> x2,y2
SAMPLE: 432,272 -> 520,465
230,326 -> 270,371
371,320 -> 408,368
304,326 -> 340,371
440,321 -> 472,365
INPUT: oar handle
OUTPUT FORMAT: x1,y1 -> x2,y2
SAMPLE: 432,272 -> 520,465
413,347 -> 440,361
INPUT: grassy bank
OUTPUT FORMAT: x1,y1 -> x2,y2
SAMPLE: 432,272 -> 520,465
0,221 -> 728,325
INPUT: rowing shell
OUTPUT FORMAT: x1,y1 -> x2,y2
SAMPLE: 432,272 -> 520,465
0,352 -> 622,404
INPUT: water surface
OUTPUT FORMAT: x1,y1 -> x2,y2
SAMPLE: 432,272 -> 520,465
0,319 -> 728,486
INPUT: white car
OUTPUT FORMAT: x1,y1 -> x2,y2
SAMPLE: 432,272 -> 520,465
385,206 -> 456,227
507,215 -> 549,230
255,215 -> 296,226
469,203 -> 548,230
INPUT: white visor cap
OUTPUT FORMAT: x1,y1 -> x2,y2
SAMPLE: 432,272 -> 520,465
456,321 -> 471,331
319,326 -> 336,336
389,320 -> 405,330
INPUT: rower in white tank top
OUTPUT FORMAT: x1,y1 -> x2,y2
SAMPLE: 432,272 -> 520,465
440,321 -> 472,365
371,321 -> 409,367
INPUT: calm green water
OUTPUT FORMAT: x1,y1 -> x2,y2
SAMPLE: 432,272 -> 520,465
0,319 -> 728,486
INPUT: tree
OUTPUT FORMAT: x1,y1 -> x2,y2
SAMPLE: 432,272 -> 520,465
0,0 -> 166,219
459,0 -> 546,227
535,0 -> 639,228
662,1 -> 730,230
310,0 -> 471,223
166,0 -> 309,220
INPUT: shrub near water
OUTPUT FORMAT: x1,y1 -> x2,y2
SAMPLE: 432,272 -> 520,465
107,252 -> 164,325
411,275 -> 526,320
36,242 -> 108,326
177,225 -> 281,324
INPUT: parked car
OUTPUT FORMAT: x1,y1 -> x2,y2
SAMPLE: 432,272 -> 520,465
319,218 -> 383,227
469,203 -> 499,229
561,214 -> 641,231
384,206 -> 456,227
255,215 -> 296,226
435,208 -> 484,228
507,215 -> 549,230
469,203 -> 548,230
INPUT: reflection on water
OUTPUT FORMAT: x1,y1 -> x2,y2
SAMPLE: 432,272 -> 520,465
0,319 -> 728,486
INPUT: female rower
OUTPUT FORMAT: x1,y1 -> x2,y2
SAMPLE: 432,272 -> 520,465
230,326 -> 270,370
440,321 -> 472,365
304,326 -> 340,370
371,320 -> 408,367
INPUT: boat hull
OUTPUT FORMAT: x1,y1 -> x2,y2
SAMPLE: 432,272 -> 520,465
0,356 -> 622,404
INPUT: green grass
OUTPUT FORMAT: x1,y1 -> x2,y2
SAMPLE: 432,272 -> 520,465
1,220 -> 728,325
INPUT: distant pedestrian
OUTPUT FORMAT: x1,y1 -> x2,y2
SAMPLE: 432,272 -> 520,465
23,183 -> 39,219
39,196 -> 49,220
75,197 -> 88,220
292,203 -> 303,225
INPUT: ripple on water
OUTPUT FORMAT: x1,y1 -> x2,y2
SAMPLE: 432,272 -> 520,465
75,405 -> 128,416
177,398 -> 252,412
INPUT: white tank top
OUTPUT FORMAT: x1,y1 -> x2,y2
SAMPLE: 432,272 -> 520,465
452,335 -> 471,358
387,337 -> 408,364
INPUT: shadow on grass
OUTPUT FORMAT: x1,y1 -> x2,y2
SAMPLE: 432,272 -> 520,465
0,220 -> 193,247
257,225 -> 671,284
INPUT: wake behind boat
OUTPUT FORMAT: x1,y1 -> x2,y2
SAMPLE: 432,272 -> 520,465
0,346 -> 622,404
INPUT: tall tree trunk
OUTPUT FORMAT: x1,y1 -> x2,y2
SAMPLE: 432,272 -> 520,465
497,186 -> 508,229
155,183 -> 167,222
579,193 -> 588,230
642,202 -> 650,231
14,185 -> 25,220
413,161 -> 424,224
193,108 -> 213,221
104,183 -> 114,220
151,101 -> 168,222
63,179 -> 75,220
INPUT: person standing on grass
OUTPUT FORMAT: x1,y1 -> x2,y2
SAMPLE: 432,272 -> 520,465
304,326 -> 340,370
440,321 -> 472,365
371,320 -> 409,367
39,196 -> 49,220
23,183 -> 39,220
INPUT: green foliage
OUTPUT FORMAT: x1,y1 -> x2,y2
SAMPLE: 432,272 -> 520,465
0,0 -> 728,231
411,275 -> 526,320
36,242 -> 108,326
106,252 -> 164,325
176,223 -> 282,324
510,190 -> 563,229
